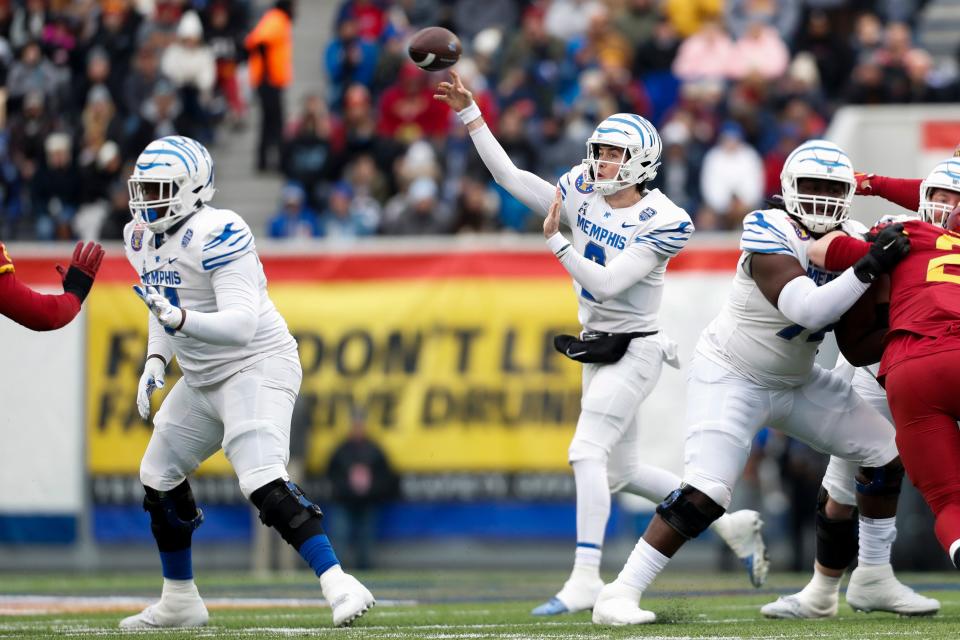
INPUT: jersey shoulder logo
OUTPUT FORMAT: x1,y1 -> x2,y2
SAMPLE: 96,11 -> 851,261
575,173 -> 593,194
181,228 -> 194,248
638,207 -> 657,222
131,226 -> 144,251
787,217 -> 810,240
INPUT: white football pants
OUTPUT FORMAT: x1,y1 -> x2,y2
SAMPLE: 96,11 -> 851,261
821,356 -> 892,507
683,353 -> 898,509
140,352 -> 302,498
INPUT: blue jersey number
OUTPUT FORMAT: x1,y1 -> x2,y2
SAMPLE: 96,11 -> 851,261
581,242 -> 606,302
160,287 -> 180,336
776,323 -> 833,343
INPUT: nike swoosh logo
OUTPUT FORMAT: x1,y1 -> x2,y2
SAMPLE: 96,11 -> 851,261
621,223 -> 637,228
167,257 -> 178,264
566,349 -> 588,357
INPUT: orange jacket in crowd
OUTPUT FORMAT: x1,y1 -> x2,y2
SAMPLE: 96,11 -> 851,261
245,6 -> 293,89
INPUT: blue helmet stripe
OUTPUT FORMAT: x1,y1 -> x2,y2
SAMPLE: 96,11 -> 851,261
604,117 -> 646,143
141,148 -> 191,173
166,137 -> 198,172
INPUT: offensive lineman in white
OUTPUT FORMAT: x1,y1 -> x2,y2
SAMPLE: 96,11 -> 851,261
590,140 -> 933,626
761,161 -> 960,619
435,72 -> 768,616
118,136 -> 374,629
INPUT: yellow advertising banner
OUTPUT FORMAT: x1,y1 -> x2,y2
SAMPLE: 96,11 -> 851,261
86,276 -> 583,475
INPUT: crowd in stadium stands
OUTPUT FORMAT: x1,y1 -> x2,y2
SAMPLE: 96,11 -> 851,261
0,0 -> 251,241
0,0 -> 954,241
288,0 -> 953,238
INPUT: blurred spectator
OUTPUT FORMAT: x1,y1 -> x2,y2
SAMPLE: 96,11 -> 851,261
123,42 -> 162,117
729,14 -> 790,80
325,411 -> 399,570
335,0 -> 387,41
544,0 -> 602,42
161,11 -> 217,142
125,80 -> 191,159
672,17 -> 735,82
246,0 -> 294,172
500,5 -> 565,114
80,139 -> 122,206
665,0 -> 723,38
7,0 -> 46,51
268,183 -> 321,239
382,177 -> 451,235
31,132 -> 79,240
452,0 -> 517,42
395,0 -> 441,29
202,0 -> 250,127
89,0 -> 141,88
79,85 -> 123,165
725,0 -> 799,42
699,121 -> 763,230
282,104 -> 339,210
345,154 -> 388,210
324,15 -> 378,109
794,9 -> 853,100
319,180 -> 379,239
377,62 -> 450,143
762,124 -> 802,199
70,46 -> 116,117
652,119 -> 702,215
570,5 -> 633,72
452,175 -> 499,233
7,40 -> 62,111
615,0 -> 659,45
536,112 -> 586,183
9,91 -> 57,186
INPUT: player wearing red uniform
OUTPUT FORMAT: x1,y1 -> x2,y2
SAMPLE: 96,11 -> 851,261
854,143 -> 960,212
0,241 -> 104,330
813,182 -> 960,566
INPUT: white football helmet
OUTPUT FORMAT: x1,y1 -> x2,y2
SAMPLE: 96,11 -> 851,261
918,158 -> 960,227
780,140 -> 855,234
582,113 -> 662,196
128,136 -> 216,233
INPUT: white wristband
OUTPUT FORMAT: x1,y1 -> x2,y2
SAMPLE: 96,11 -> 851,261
457,102 -> 482,125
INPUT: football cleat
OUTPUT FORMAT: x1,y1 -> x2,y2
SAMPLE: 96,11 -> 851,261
531,575 -> 604,615
846,564 -> 940,616
119,588 -> 209,629
716,509 -> 769,588
319,565 -> 376,627
591,582 -> 656,626
761,591 -> 838,619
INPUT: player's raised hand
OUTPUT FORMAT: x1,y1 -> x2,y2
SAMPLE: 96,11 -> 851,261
854,172 -> 876,195
854,223 -> 910,283
433,70 -> 473,111
136,355 -> 166,421
56,241 -> 105,304
544,188 -> 562,238
133,284 -> 186,331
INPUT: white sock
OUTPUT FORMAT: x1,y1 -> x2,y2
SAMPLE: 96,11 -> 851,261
858,516 -> 896,566
709,512 -> 733,541
161,578 -> 197,597
574,545 -> 602,572
616,538 -> 670,593
572,459 -> 610,550
800,566 -> 842,599
620,464 -> 681,503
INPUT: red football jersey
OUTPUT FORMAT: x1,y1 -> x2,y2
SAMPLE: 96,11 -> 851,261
880,219 -> 960,378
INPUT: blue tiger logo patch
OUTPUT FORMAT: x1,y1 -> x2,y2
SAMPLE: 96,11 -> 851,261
181,228 -> 194,248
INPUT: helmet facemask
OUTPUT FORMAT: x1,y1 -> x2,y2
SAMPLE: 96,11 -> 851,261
783,176 -> 854,234
129,174 -> 189,233
919,159 -> 960,227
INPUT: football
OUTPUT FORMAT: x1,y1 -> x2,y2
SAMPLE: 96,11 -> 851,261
408,26 -> 462,72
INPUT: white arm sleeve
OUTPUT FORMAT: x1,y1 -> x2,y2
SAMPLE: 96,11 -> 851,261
147,313 -> 173,364
546,233 -> 664,302
178,253 -> 260,346
776,268 -> 870,331
469,122 -> 557,217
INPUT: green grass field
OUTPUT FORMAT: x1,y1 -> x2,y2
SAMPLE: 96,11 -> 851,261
1,570 -> 959,638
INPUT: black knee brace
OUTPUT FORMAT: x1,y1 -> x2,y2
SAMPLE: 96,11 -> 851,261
656,484 -> 725,540
815,486 -> 858,571
250,479 -> 325,550
856,458 -> 904,497
143,481 -> 204,552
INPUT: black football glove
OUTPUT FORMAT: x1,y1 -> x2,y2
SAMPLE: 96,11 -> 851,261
853,223 -> 910,283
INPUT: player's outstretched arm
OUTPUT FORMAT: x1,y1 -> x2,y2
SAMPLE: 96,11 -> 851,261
543,191 -> 677,301
434,71 -> 555,216
856,173 -> 922,212
0,241 -> 103,331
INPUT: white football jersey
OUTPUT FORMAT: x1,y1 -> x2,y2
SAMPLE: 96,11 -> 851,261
557,165 -> 693,333
124,205 -> 297,386
698,208 -> 867,388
